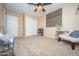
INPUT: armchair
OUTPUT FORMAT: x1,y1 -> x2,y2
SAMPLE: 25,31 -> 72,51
59,29 -> 79,50
0,33 -> 14,56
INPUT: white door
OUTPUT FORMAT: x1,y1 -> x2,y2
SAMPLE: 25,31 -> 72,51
25,16 -> 37,37
6,15 -> 18,37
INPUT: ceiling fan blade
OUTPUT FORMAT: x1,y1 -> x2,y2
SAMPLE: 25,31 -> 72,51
34,9 -> 37,12
27,3 -> 37,6
42,9 -> 45,12
42,3 -> 52,6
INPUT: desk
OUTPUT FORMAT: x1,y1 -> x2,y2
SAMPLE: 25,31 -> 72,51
55,30 -> 69,41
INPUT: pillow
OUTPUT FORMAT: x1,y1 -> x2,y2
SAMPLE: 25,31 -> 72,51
0,33 -> 4,38
5,34 -> 13,43
69,30 -> 79,38
0,33 -> 8,43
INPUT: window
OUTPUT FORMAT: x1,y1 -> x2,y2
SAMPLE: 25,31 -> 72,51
46,8 -> 62,27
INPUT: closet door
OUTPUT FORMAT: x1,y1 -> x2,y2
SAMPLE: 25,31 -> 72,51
25,16 -> 37,37
6,15 -> 18,37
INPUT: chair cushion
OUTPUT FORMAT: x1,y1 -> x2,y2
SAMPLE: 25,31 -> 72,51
69,30 -> 79,38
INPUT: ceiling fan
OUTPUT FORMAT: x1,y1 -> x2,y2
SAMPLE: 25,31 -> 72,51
27,3 -> 52,12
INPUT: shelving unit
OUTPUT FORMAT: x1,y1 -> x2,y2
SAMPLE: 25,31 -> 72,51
37,28 -> 43,36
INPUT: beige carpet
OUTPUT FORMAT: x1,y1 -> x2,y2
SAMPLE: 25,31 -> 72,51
14,36 -> 79,56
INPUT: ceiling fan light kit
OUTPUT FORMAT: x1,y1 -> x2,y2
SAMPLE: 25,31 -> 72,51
36,5 -> 43,11
27,3 -> 52,12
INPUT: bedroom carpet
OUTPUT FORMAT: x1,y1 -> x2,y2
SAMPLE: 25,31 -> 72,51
14,36 -> 79,56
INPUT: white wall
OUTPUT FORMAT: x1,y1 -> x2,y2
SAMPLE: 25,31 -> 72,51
0,4 -> 6,34
62,3 -> 79,30
37,3 -> 79,39
25,14 -> 37,37
37,16 -> 46,28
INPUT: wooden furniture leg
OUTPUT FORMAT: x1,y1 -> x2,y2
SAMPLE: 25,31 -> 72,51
71,43 -> 75,50
58,37 -> 61,42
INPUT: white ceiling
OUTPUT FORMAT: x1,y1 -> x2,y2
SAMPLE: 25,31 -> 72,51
4,3 -> 66,17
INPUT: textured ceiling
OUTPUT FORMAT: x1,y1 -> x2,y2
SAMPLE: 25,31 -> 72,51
4,3 -> 66,17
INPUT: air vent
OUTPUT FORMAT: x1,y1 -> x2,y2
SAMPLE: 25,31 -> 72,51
77,5 -> 79,10
77,7 -> 79,10
76,5 -> 79,15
